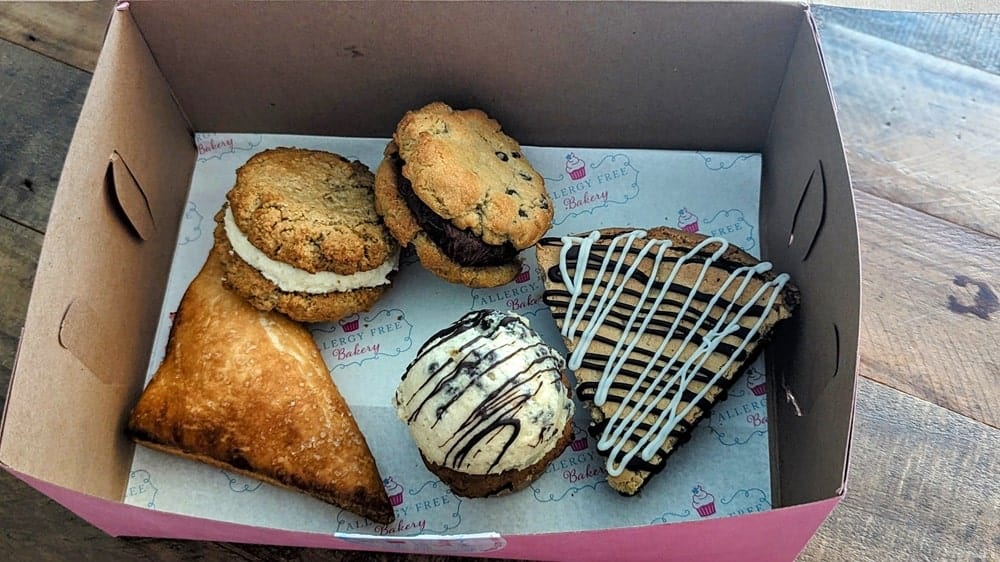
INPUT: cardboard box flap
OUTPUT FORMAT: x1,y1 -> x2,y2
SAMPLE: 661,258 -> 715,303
129,0 -> 805,151
761,14 -> 859,506
107,151 -> 156,241
0,8 -> 194,500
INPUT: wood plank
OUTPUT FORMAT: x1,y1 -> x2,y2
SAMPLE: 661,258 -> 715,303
798,378 -> 999,562
817,19 -> 1000,239
856,188 -> 1000,427
0,1 -> 114,72
814,8 -> 1000,75
0,38 -> 90,234
0,216 -> 42,390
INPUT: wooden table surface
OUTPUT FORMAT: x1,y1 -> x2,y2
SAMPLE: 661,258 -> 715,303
1,3 -> 997,561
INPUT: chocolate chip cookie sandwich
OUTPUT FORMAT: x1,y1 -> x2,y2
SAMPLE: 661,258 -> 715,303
393,310 -> 574,497
374,102 -> 553,288
536,227 -> 799,495
217,148 -> 399,323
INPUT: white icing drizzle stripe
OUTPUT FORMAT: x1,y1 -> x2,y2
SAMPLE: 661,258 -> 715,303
556,230 -> 790,477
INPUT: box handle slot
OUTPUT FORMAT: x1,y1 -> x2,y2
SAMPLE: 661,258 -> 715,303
787,159 -> 827,262
58,299 -> 119,385
107,151 -> 155,241
333,532 -> 506,555
782,321 -> 841,416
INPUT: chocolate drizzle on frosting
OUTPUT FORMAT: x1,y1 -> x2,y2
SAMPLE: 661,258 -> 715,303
394,310 -> 572,475
391,153 -> 517,267
538,230 -> 791,479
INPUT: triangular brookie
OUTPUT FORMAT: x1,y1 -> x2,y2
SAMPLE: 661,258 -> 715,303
536,227 -> 799,495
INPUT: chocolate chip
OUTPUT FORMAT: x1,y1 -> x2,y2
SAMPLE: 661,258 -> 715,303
540,201 -> 549,210
518,171 -> 532,181
518,209 -> 528,218
506,188 -> 518,195
512,151 -> 521,159
495,151 -> 508,161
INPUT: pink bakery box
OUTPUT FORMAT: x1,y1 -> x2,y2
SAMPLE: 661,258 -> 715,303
0,2 -> 858,561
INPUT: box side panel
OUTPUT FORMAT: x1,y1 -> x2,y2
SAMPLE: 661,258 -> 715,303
761,14 -> 860,506
498,497 -> 841,562
129,0 -> 804,151
0,9 -> 194,499
9,464 -> 839,562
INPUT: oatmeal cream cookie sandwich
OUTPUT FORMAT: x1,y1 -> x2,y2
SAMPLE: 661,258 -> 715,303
374,102 -> 553,287
217,147 -> 398,323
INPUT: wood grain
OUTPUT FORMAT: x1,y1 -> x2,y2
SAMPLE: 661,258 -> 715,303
0,216 -> 41,384
856,188 -> 1000,427
818,18 -> 1000,240
0,39 -> 90,233
814,7 -> 1000,75
0,1 -> 114,72
799,377 -> 999,562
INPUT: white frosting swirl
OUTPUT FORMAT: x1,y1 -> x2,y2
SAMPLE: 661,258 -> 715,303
394,310 -> 573,475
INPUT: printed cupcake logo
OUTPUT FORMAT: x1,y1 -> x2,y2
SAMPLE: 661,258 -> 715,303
547,152 -> 640,225
469,263 -> 545,315
530,426 -> 608,502
221,469 -> 263,493
570,422 -> 590,452
565,152 -> 587,180
340,313 -> 360,333
384,476 -> 405,507
515,264 -> 532,284
127,469 -> 158,508
336,479 -> 463,536
195,133 -> 263,161
651,487 -> 771,524
310,309 -> 414,370
691,484 -> 716,517
677,207 -> 699,233
746,367 -> 766,396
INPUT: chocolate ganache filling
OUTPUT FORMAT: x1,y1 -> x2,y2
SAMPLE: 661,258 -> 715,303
390,153 -> 517,267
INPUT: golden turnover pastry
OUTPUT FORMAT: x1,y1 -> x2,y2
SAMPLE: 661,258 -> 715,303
127,243 -> 394,523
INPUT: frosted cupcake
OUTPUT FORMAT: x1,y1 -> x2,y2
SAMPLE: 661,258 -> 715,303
692,485 -> 716,517
565,153 -> 586,180
383,476 -> 404,507
394,310 -> 574,497
571,423 -> 590,452
677,208 -> 699,233
747,369 -> 766,396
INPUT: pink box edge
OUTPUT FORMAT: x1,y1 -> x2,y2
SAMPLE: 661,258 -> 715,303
7,465 -> 842,561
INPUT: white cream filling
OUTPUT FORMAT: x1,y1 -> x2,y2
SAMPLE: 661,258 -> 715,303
224,207 -> 397,294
